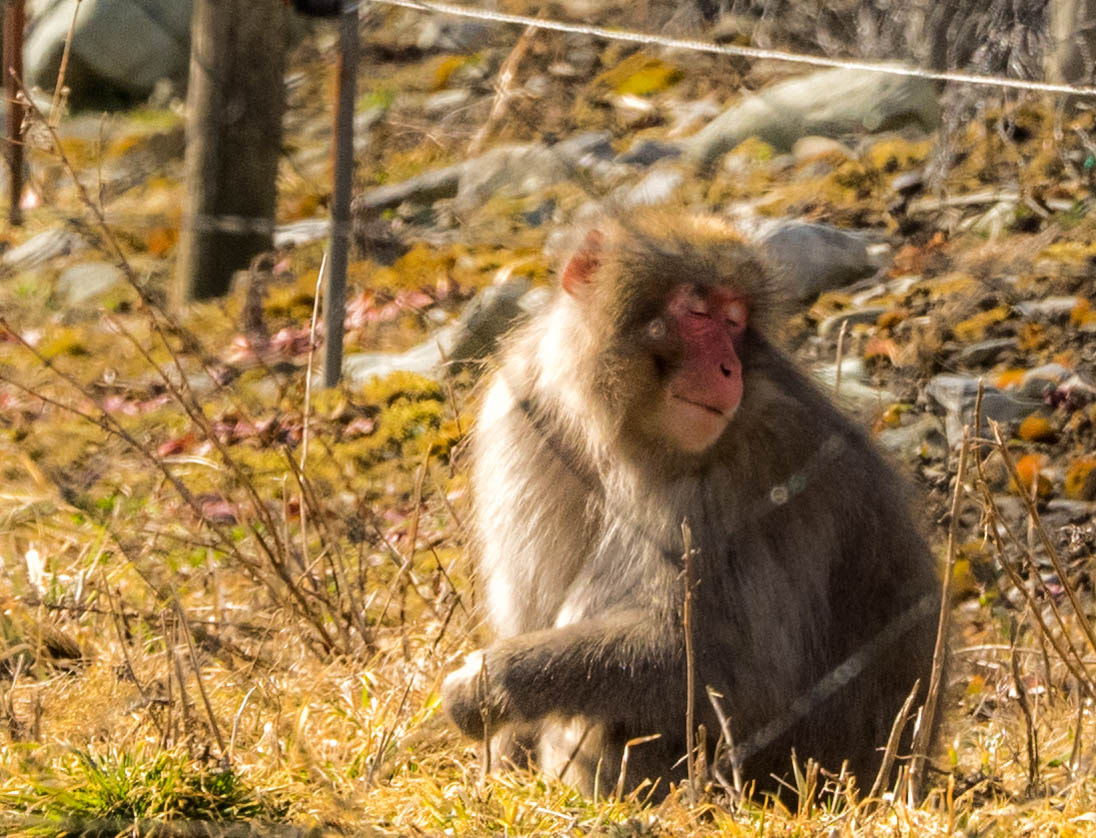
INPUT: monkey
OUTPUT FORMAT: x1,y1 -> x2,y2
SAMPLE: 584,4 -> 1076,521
442,209 -> 940,799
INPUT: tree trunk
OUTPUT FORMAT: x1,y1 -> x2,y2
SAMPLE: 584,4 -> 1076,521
177,0 -> 287,301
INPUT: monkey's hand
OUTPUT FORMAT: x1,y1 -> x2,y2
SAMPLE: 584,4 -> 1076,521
442,650 -> 510,740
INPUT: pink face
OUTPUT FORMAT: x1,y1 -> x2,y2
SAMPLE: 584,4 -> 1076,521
658,285 -> 747,453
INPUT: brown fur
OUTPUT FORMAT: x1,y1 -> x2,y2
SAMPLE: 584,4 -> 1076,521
444,210 -> 939,798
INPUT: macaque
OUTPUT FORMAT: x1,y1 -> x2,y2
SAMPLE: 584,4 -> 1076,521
443,210 -> 939,798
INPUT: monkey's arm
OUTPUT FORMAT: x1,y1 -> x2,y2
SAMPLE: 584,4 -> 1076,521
443,609 -> 684,739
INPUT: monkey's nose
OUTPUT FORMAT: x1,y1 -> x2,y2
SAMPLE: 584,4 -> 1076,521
719,363 -> 732,377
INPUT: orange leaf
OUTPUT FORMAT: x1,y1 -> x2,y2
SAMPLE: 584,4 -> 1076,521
1017,414 -> 1055,442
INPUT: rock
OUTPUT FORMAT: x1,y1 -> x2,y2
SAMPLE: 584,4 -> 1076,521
55,261 -> 126,306
760,223 -> 877,304
343,276 -> 535,384
924,374 -> 1041,447
445,276 -> 534,364
813,358 -> 896,411
2,229 -> 87,271
25,0 -> 191,106
666,97 -> 722,138
353,219 -> 410,265
618,139 -> 683,167
454,133 -> 615,212
1016,296 -> 1081,320
1045,498 -> 1096,522
352,164 -> 464,218
415,18 -> 490,53
424,88 -> 473,117
681,65 -> 940,170
1018,363 -> 1073,399
953,338 -> 1015,367
876,414 -> 948,461
817,308 -> 888,339
274,218 -> 330,249
791,136 -> 853,162
521,199 -> 556,228
621,167 -> 685,207
343,338 -> 450,384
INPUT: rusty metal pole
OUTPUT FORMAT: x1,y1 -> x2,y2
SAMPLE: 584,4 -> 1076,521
323,2 -> 358,388
4,0 -> 25,226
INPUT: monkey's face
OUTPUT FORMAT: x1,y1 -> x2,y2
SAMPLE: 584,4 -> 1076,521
558,213 -> 770,459
641,284 -> 747,453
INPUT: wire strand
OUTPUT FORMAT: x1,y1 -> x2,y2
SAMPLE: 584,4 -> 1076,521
364,0 -> 1096,98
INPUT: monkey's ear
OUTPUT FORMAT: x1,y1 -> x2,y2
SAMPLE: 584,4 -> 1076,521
560,230 -> 603,296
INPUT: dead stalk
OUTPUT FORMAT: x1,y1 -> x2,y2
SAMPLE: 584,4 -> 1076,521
467,18 -> 540,156
174,598 -> 228,761
707,685 -> 743,797
991,421 -> 1096,656
834,319 -> 849,397
49,0 -> 82,125
910,425 -> 970,798
616,733 -> 661,800
100,572 -> 165,741
976,479 -> 1095,694
682,519 -> 698,804
870,678 -> 920,801
1009,617 -> 1040,791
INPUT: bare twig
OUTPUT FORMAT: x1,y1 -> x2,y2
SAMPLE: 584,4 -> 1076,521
991,421 -> 1096,658
1009,617 -> 1041,792
910,425 -> 970,799
49,0 -> 82,126
616,733 -> 661,800
870,678 -> 920,801
174,598 -> 228,762
833,319 -> 849,397
706,685 -> 742,797
466,17 -> 540,156
682,519 -> 697,804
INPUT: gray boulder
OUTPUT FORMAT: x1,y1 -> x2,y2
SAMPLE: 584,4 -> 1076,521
25,0 -> 191,106
760,222 -> 877,303
682,65 -> 940,170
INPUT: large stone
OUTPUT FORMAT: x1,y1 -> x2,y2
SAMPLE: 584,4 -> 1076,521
682,65 -> 940,170
25,0 -> 191,106
55,261 -> 125,306
455,133 -> 616,212
343,276 -> 537,384
924,374 -> 1041,447
760,222 -> 877,303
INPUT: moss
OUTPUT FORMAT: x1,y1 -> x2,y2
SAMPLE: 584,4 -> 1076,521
1064,456 -> 1096,500
586,51 -> 683,99
952,306 -> 1010,342
378,397 -> 443,444
863,137 -> 933,174
39,327 -> 91,359
361,371 -> 444,406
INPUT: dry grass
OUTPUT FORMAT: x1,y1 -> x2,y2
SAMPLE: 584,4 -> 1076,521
2,247 -> 1096,837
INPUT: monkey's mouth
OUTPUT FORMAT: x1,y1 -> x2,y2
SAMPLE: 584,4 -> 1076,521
671,394 -> 728,417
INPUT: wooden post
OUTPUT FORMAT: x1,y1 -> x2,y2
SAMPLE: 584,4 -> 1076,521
1046,0 -> 1096,90
177,0 -> 287,301
323,3 -> 358,387
4,0 -> 25,227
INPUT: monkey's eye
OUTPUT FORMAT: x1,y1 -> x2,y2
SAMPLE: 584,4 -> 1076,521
682,287 -> 710,318
723,298 -> 748,331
